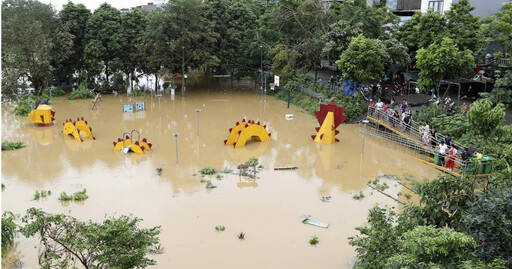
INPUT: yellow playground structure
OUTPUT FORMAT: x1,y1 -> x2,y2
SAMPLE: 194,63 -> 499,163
311,100 -> 347,144
28,101 -> 55,126
224,119 -> 271,148
62,117 -> 95,142
113,130 -> 152,154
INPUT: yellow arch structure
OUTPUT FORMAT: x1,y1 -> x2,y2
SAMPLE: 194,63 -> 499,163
62,118 -> 95,142
113,133 -> 152,154
224,119 -> 271,148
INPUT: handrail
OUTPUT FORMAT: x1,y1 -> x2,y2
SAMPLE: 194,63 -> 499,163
367,106 -> 466,154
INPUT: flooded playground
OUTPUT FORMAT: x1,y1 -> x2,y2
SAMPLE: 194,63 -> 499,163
2,88 -> 439,268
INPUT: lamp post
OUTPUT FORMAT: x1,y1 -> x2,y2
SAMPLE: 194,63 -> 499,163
183,74 -> 188,94
172,132 -> 180,164
361,120 -> 369,154
195,109 -> 201,136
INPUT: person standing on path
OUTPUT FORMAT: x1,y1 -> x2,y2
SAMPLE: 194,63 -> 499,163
446,146 -> 458,170
422,121 -> 430,144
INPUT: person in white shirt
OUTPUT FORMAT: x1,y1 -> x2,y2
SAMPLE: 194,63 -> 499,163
439,141 -> 448,166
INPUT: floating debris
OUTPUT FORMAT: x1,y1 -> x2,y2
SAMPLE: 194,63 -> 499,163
300,215 -> 330,228
377,175 -> 399,180
274,166 -> 298,170
237,232 -> 245,239
156,168 -> 162,176
320,196 -> 332,202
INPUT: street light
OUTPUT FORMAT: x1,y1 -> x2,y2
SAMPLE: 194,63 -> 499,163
361,120 -> 369,154
195,109 -> 201,136
172,132 -> 180,164
183,74 -> 188,95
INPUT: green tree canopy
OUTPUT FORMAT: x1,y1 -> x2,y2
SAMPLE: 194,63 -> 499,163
416,37 -> 474,96
21,208 -> 161,269
58,1 -> 91,83
121,9 -> 147,91
84,3 -> 123,92
445,0 -> 483,53
1,0 -> 59,96
483,3 -> 512,55
336,35 -> 389,85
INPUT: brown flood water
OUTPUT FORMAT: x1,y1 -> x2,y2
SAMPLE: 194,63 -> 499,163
2,89 -> 439,268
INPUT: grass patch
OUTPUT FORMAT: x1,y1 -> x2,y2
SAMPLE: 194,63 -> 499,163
199,167 -> 217,175
309,235 -> 319,245
215,225 -> 225,231
2,141 -> 26,151
245,157 -> 259,165
59,188 -> 88,201
215,174 -> 223,180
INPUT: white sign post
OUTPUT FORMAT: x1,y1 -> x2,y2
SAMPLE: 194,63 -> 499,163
274,75 -> 280,87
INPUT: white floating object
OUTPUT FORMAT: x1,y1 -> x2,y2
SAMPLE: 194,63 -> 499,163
285,114 -> 294,120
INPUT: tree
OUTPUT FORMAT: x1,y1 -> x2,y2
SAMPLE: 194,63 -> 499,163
21,208 -> 160,269
445,0 -> 483,53
84,3 -> 124,92
467,99 -> 506,138
57,2 -> 91,83
157,0 -> 215,92
386,226 -> 478,268
383,38 -> 411,66
398,10 -> 448,59
416,37 -> 474,97
336,35 -> 389,85
1,0 -> 58,96
121,9 -> 147,92
321,20 -> 362,62
483,3 -> 512,55
463,187 -> 512,265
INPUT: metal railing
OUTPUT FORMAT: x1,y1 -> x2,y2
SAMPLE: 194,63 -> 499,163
367,106 -> 466,154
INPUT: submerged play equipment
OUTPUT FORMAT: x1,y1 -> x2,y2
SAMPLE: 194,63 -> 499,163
311,100 -> 347,144
113,130 -> 152,154
224,119 -> 271,148
62,117 -> 95,142
28,100 -> 55,126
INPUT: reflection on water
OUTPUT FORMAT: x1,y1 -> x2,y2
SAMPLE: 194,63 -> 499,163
2,89 -> 439,268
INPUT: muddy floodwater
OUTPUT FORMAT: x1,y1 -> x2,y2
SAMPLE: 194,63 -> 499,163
2,88 -> 439,268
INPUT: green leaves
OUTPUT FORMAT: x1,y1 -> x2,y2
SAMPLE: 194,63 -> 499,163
468,99 -> 506,137
416,37 -> 475,96
20,208 -> 160,268
2,212 -> 17,257
336,35 -> 388,85
1,141 -> 26,151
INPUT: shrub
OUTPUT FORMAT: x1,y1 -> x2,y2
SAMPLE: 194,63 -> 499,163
309,235 -> 319,245
59,188 -> 88,201
205,180 -> 216,189
199,167 -> 216,175
42,87 -> 66,97
215,225 -> 225,231
129,85 -> 146,97
2,141 -> 26,151
13,93 -> 36,116
68,84 -> 94,100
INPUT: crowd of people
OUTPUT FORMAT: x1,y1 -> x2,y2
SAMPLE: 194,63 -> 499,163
368,99 -> 480,171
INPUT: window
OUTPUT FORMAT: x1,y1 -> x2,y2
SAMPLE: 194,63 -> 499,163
428,1 -> 444,14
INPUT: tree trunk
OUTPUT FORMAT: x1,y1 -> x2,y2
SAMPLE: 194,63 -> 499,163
154,73 -> 159,94
105,62 -> 110,92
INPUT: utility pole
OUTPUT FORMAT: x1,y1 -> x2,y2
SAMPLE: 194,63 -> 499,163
195,109 -> 201,136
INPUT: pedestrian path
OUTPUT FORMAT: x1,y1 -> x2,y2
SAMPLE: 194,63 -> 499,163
363,106 -> 491,178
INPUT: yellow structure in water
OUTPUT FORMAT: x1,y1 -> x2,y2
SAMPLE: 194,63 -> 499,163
62,117 -> 95,142
224,119 -> 271,148
313,112 -> 338,144
28,104 -> 55,126
113,130 -> 152,154
311,100 -> 347,144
